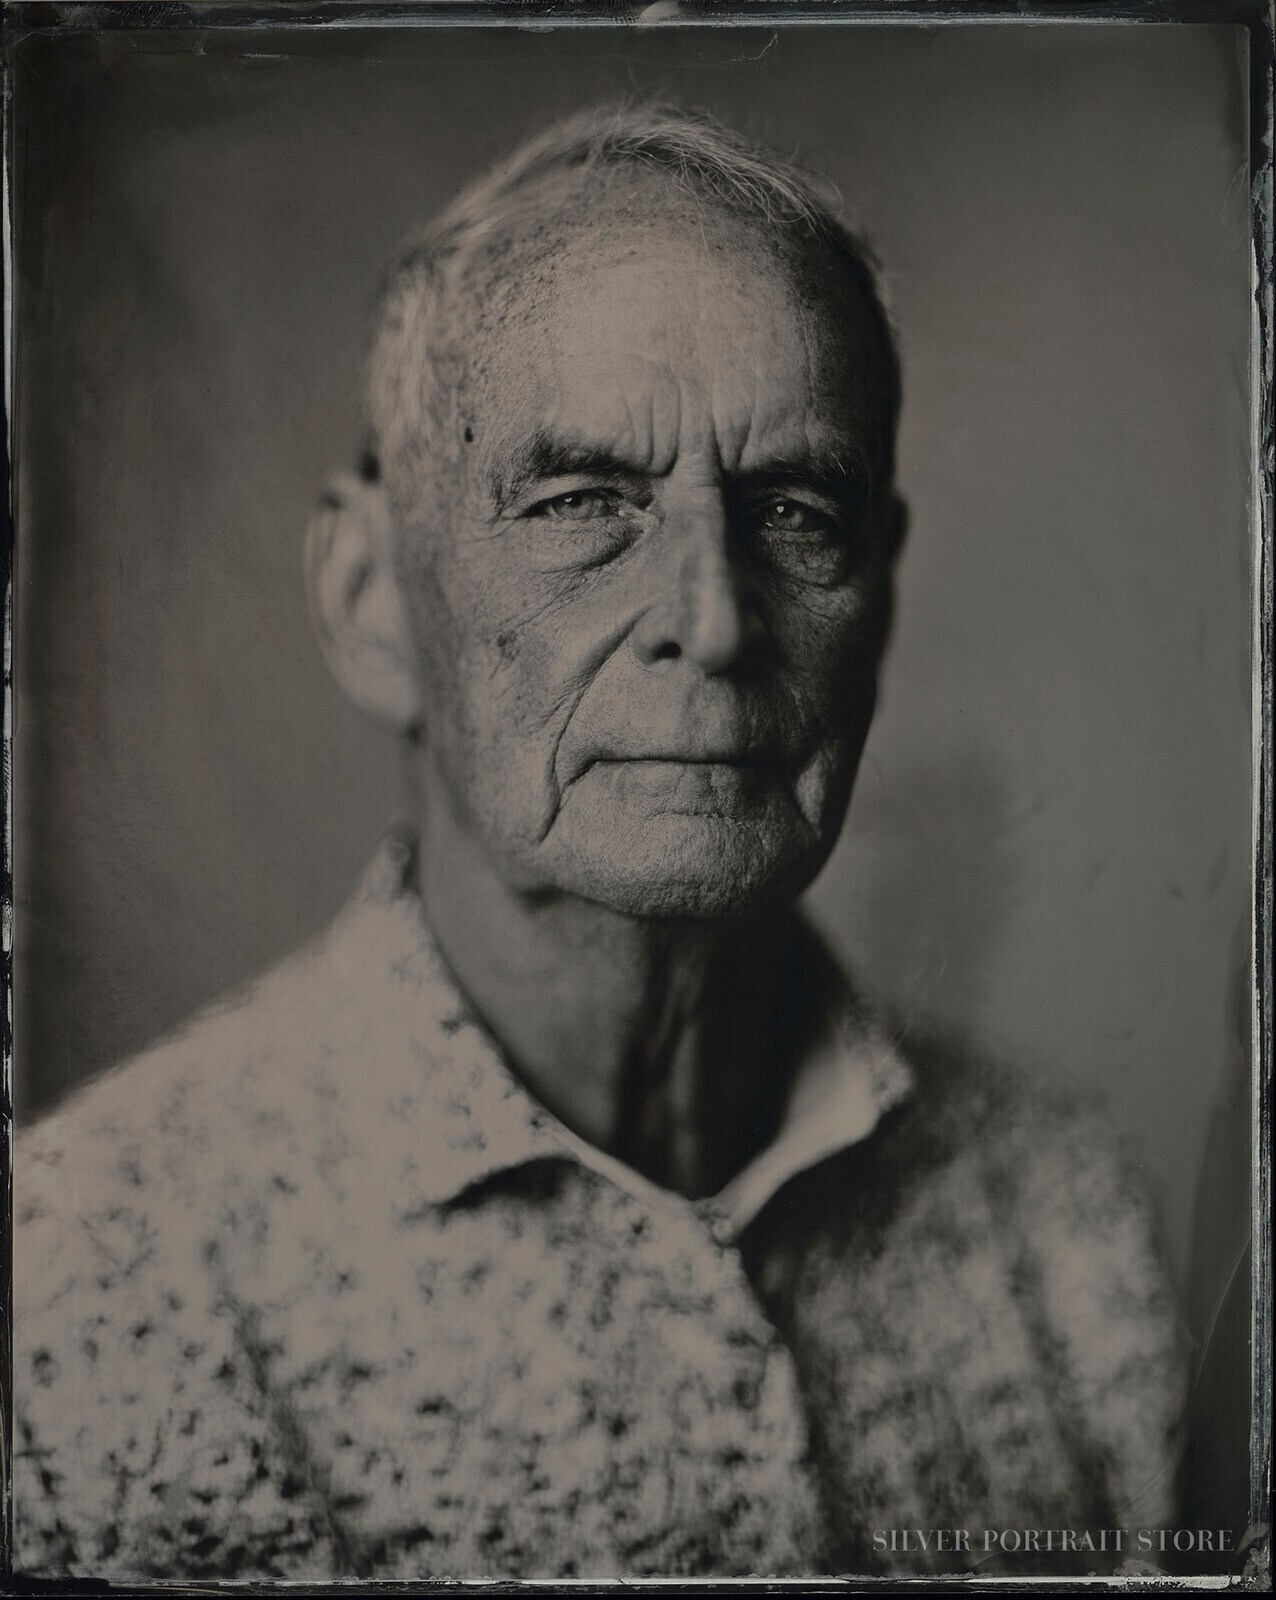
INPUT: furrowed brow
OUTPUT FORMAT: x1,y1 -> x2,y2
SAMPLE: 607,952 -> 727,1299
490,430 -> 647,509
732,451 -> 873,507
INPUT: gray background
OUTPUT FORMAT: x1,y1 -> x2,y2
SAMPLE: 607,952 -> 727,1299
13,21 -> 1253,1320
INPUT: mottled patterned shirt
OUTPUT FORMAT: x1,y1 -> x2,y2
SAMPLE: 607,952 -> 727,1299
14,835 -> 1185,1581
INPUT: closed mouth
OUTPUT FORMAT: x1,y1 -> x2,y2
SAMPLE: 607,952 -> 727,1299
588,752 -> 775,769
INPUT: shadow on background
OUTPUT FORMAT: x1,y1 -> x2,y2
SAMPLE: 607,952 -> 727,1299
831,743 -> 1016,1046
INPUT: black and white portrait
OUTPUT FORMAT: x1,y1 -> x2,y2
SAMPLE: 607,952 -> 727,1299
5,6 -> 1266,1585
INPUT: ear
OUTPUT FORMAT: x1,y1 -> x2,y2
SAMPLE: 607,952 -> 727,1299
305,472 -> 422,730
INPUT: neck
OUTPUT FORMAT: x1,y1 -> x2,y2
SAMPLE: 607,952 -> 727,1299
413,784 -> 798,1198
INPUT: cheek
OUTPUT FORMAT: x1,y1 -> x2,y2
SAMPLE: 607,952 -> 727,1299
396,548 -> 470,728
781,613 -> 882,832
402,542 -> 606,783
769,577 -> 887,722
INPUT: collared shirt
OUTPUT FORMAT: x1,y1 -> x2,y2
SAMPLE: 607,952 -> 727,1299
14,835 -> 1186,1581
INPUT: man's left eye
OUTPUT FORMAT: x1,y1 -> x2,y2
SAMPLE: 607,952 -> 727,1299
755,498 -> 828,535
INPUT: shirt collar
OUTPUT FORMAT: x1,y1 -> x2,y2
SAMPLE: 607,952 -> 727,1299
333,830 -> 913,1243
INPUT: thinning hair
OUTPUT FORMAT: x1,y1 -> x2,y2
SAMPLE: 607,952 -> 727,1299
364,103 -> 902,516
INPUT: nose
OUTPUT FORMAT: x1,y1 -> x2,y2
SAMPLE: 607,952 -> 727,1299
631,490 -> 757,675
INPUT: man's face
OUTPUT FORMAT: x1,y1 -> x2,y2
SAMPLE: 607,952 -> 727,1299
395,201 -> 897,919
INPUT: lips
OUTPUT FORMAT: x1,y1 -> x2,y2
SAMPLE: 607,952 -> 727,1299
601,750 -> 770,764
581,749 -> 779,774
553,693 -> 803,792
582,755 -> 778,813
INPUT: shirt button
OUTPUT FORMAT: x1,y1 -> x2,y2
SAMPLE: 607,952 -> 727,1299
709,1214 -> 735,1247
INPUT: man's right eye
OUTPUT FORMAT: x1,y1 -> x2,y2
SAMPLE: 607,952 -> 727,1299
530,489 -> 619,521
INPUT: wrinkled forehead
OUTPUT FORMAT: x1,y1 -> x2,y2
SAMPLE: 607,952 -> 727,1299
455,186 -> 887,488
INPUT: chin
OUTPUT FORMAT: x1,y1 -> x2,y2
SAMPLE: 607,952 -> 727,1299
542,812 -> 835,922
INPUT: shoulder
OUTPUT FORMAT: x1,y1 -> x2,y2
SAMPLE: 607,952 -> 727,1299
20,900 -> 349,1250
17,834 -> 432,1249
876,1033 -> 1181,1348
910,1039 -> 1185,1414
752,1030 -> 1187,1547
764,1017 -> 1178,1320
12,850 -> 426,1576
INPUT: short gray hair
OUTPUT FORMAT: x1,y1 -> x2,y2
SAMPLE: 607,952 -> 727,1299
364,102 -> 901,512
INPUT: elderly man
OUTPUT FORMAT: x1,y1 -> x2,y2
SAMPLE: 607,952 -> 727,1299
15,105 -> 1184,1581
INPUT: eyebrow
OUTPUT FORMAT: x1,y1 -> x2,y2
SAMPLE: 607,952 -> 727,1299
490,432 -> 648,510
490,430 -> 874,510
732,455 -> 872,509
